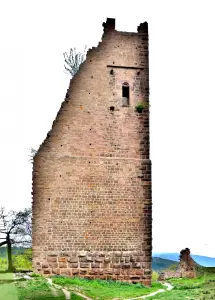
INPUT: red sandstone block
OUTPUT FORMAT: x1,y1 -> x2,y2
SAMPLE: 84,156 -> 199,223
121,268 -> 129,275
130,275 -> 141,280
104,269 -> 113,274
113,269 -> 120,275
80,257 -> 88,262
89,269 -> 99,275
72,269 -> 79,275
86,256 -> 94,262
58,257 -> 67,262
112,257 -> 120,263
112,263 -> 120,269
68,257 -> 78,263
95,257 -> 104,262
48,263 -> 58,268
114,252 -> 122,257
91,262 -> 100,268
84,275 -> 94,280
60,268 -> 72,276
52,268 -> 60,275
136,256 -> 144,262
136,269 -> 144,275
133,262 -> 141,268
144,269 -> 151,275
43,269 -> 52,275
129,269 -> 137,275
79,269 -> 88,275
47,257 -> 57,263
68,263 -> 78,268
122,263 -> 131,268
80,262 -> 90,268
59,262 -> 67,268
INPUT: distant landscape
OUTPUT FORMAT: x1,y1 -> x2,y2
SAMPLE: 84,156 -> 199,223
153,252 -> 215,267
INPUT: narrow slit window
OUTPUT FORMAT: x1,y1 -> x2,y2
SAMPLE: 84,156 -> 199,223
122,82 -> 129,106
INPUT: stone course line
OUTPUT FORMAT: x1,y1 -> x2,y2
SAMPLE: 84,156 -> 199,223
57,155 -> 150,161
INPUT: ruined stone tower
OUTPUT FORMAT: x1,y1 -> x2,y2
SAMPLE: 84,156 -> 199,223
32,18 -> 152,285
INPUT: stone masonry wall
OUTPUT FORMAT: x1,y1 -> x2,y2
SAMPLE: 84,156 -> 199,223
32,18 -> 152,285
158,248 -> 197,281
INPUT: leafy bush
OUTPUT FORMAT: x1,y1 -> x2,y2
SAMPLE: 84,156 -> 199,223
0,257 -> 8,270
152,271 -> 159,282
13,248 -> 32,270
135,101 -> 149,113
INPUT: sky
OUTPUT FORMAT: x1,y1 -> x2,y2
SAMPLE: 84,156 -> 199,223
0,0 -> 215,258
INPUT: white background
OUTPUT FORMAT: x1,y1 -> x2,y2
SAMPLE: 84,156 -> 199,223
0,0 -> 214,257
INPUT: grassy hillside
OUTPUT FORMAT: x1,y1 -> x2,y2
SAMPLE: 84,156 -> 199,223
153,252 -> 215,267
0,246 -> 26,258
152,257 -> 178,271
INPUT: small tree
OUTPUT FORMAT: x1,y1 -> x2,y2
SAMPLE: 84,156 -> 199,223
63,45 -> 88,78
0,207 -> 32,272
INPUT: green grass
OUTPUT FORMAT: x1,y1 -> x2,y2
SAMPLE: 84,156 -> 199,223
146,269 -> 215,299
0,271 -> 18,300
1,251 -> 215,299
14,274 -> 66,299
51,276 -> 164,300
70,292 -> 85,299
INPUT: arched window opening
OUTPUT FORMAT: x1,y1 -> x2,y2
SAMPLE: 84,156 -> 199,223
122,82 -> 129,107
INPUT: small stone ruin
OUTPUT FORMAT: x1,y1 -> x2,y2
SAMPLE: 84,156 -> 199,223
158,248 -> 197,281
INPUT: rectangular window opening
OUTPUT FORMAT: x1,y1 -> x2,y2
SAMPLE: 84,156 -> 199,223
122,85 -> 129,106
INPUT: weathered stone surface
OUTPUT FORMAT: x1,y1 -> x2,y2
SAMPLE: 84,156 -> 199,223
59,262 -> 67,268
112,263 -> 121,269
61,268 -> 72,276
52,268 -> 60,275
133,262 -> 141,268
32,17 -> 152,286
79,269 -> 88,275
95,257 -> 104,263
43,269 -> 51,274
68,257 -> 78,263
80,262 -> 91,268
68,263 -> 78,268
71,269 -> 79,275
86,257 -> 94,262
48,263 -> 58,268
91,262 -> 100,268
158,248 -> 197,280
104,256 -> 111,263
58,257 -> 67,262
47,257 -> 57,262
78,251 -> 88,257
122,263 -> 131,269
178,248 -> 197,278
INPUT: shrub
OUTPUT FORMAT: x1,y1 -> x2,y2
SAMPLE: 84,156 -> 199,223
135,101 -> 149,113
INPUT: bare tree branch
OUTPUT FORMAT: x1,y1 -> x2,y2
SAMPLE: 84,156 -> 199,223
28,147 -> 37,164
63,45 -> 88,78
